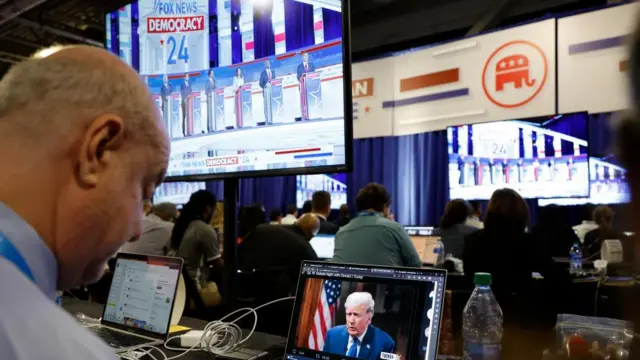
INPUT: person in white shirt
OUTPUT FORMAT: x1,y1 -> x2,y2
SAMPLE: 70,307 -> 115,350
465,200 -> 484,229
573,220 -> 599,244
0,45 -> 170,359
281,204 -> 298,225
269,208 -> 282,225
121,202 -> 177,256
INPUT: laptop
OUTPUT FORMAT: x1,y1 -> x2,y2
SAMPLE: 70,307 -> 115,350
284,261 -> 447,360
309,234 -> 335,260
85,252 -> 183,353
404,226 -> 441,265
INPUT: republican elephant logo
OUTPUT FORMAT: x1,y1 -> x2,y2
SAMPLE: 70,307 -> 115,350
482,40 -> 548,109
495,54 -> 536,92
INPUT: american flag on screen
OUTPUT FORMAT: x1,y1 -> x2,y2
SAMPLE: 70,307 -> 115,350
308,280 -> 341,350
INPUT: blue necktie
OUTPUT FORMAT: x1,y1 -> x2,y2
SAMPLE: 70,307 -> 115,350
347,337 -> 360,358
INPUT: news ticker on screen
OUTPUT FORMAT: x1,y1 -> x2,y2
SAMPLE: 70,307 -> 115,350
166,146 -> 345,176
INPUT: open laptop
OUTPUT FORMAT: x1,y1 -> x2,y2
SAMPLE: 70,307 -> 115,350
284,261 -> 447,360
404,226 -> 441,265
85,252 -> 183,353
309,234 -> 335,260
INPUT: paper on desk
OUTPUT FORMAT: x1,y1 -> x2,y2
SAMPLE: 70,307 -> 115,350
170,325 -> 191,333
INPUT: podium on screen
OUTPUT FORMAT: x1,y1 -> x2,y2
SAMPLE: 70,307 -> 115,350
235,84 -> 253,129
300,71 -> 323,120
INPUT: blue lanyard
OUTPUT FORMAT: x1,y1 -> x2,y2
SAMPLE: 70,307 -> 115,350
0,233 -> 34,282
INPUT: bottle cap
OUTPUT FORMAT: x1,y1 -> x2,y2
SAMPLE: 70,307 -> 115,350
473,272 -> 492,286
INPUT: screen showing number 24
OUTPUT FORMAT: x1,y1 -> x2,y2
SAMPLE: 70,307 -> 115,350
167,36 -> 189,64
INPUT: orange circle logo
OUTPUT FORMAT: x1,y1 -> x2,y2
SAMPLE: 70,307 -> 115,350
482,40 -> 548,108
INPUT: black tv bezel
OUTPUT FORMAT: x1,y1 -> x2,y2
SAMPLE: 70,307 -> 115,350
445,111 -> 591,201
104,0 -> 353,182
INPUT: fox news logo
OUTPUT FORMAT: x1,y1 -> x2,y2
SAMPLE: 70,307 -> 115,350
153,0 -> 199,15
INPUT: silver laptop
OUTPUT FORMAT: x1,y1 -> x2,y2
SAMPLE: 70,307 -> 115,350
85,252 -> 183,353
284,261 -> 447,360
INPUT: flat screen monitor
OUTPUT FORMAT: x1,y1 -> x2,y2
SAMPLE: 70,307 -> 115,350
297,173 -> 347,210
153,181 -> 206,206
447,112 -> 589,200
106,0 -> 352,180
287,262 -> 447,360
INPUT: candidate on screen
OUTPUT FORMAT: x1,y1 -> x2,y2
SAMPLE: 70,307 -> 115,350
106,0 -> 352,180
447,112 -> 590,200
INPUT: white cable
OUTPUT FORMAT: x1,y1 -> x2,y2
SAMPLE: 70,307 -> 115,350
121,345 -> 168,360
163,296 -> 295,360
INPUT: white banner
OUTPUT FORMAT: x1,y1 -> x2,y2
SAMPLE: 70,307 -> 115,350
558,2 -> 637,114
391,19 -> 556,136
138,0 -> 210,75
351,57 -> 395,139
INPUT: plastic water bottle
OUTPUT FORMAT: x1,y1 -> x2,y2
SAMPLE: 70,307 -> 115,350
433,240 -> 445,266
463,273 -> 503,360
569,242 -> 583,274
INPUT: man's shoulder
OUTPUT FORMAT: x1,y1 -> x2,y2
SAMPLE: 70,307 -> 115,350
326,324 -> 347,336
370,325 -> 394,344
0,261 -> 116,359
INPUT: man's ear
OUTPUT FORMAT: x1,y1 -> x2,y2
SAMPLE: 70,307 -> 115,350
77,114 -> 125,187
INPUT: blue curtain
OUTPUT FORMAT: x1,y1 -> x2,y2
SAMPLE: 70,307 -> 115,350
321,8 -> 342,42
347,132 -> 449,226
110,12 -> 119,55
253,1 -> 275,59
131,3 -> 139,71
206,180 -> 225,201
284,0 -> 314,52
209,0 -> 219,67
239,176 -> 297,213
231,0 -> 242,64
588,112 -> 615,159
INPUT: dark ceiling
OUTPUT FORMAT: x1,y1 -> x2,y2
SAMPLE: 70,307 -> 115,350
0,0 -> 617,76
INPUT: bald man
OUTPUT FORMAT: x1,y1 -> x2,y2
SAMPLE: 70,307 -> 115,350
0,46 -> 169,359
238,213 -> 320,294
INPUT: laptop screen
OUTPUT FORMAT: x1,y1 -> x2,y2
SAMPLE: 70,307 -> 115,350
285,262 -> 447,360
309,234 -> 335,259
102,254 -> 182,336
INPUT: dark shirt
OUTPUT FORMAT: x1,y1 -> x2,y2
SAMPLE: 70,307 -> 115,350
238,224 -> 318,296
434,223 -> 477,259
463,225 -> 552,294
160,82 -> 171,99
317,216 -> 339,235
180,82 -> 192,101
335,215 -> 351,228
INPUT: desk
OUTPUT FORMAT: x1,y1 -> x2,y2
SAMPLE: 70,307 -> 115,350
63,299 -> 287,360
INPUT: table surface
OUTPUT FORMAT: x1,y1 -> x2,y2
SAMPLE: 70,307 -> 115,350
63,299 -> 287,360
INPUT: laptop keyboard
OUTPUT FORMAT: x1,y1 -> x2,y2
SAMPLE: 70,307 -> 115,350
88,326 -> 154,349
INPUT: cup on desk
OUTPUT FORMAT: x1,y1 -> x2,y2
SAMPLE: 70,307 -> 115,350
594,259 -> 608,276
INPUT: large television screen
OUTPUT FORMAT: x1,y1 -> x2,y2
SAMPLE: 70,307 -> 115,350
296,173 -> 347,209
538,114 -> 630,206
447,113 -> 589,200
105,0 -> 352,180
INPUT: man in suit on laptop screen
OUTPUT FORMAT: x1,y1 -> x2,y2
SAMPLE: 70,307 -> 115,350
323,292 -> 395,360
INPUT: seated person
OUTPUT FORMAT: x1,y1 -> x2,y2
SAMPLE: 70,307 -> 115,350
463,188 -> 552,294
335,203 -> 352,227
269,208 -> 283,224
170,190 -> 221,307
312,191 -> 339,235
434,199 -> 478,258
121,202 -> 177,256
333,183 -> 421,267
238,213 -> 320,297
323,292 -> 395,360
584,206 -> 627,257
281,204 -> 298,225
465,200 -> 484,229
531,205 -> 579,258
237,203 -> 266,243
